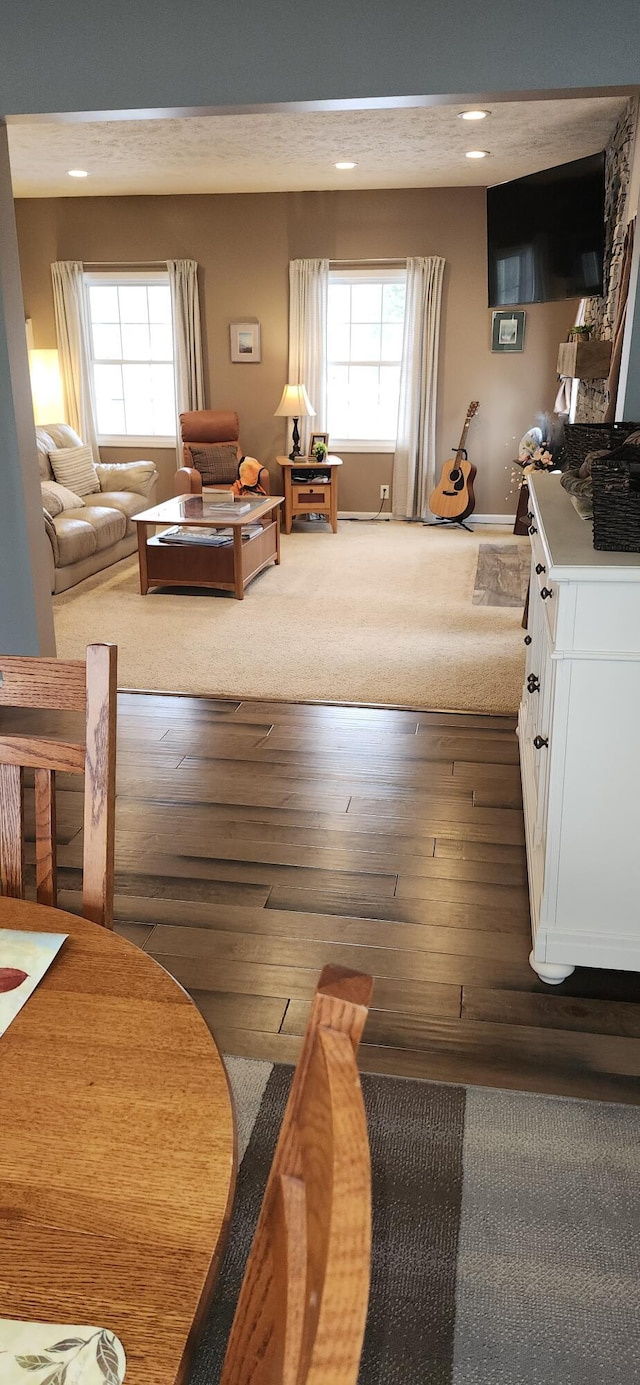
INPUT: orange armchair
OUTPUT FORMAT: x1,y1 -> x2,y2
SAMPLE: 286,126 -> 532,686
174,409 -> 270,495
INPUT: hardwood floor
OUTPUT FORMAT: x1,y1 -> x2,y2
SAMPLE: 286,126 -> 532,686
9,692 -> 640,1103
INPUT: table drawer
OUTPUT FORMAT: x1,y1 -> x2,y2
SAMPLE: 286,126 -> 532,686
293,484 -> 331,507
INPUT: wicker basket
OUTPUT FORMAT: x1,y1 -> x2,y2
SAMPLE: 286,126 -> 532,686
559,422 -> 640,472
560,422 -> 640,552
592,447 -> 640,552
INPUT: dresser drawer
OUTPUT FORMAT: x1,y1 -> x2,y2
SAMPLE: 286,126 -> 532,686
527,514 -> 557,642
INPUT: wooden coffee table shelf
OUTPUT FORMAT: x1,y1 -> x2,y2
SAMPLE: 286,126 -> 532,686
133,494 -> 284,599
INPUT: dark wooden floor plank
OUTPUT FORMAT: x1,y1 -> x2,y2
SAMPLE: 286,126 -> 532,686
434,838 -> 526,865
264,886 -> 530,933
193,1026 -> 640,1105
114,921 -> 155,948
463,986 -> 640,1035
394,873 -> 529,911
147,929 -> 535,988
190,990 -> 289,1036
102,894 -> 529,965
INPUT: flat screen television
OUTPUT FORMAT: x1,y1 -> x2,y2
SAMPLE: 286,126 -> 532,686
487,152 -> 605,307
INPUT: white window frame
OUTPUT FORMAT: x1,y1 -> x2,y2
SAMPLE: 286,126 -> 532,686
327,266 -> 406,453
84,269 -> 176,447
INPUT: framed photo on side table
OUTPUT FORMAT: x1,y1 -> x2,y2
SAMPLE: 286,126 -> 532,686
309,431 -> 329,456
491,309 -> 526,352
230,321 -> 261,362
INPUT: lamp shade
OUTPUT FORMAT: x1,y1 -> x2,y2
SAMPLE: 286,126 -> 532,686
29,349 -> 65,425
274,383 -> 316,418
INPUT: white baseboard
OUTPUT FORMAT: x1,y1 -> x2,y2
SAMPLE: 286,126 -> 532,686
337,511 -> 515,525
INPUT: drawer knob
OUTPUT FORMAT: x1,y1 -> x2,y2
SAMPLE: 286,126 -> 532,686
527,511 -> 534,522
540,586 -> 553,600
535,563 -> 546,575
528,524 -> 538,535
524,635 -> 532,646
533,735 -> 549,750
527,674 -> 540,693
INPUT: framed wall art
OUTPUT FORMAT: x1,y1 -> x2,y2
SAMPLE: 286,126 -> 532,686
230,321 -> 261,363
491,309 -> 526,353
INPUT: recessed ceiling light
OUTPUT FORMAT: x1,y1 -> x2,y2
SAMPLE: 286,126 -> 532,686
459,110 -> 489,121
465,150 -> 489,159
335,161 -> 356,170
67,169 -> 88,178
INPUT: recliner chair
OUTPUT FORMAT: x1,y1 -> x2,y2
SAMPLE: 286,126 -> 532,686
174,409 -> 270,495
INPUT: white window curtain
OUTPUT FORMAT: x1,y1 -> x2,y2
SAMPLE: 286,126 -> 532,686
51,261 -> 99,458
392,256 -> 446,520
288,259 -> 329,453
167,259 -> 205,460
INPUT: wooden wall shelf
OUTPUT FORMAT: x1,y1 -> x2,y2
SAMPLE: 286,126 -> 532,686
557,339 -> 612,379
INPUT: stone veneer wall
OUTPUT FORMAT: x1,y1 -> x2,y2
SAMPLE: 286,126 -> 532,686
575,98 -> 638,422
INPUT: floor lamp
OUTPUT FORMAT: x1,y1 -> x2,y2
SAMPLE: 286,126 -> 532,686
274,383 -> 316,460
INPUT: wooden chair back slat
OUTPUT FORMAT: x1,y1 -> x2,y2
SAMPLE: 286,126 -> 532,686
0,644 -> 116,928
303,1027 -> 372,1385
0,763 -> 25,898
0,658 -> 86,710
0,736 -> 86,774
34,767 -> 57,908
220,965 -> 373,1385
82,644 -> 117,929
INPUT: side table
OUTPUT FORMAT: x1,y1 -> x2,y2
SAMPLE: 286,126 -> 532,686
278,455 -> 343,534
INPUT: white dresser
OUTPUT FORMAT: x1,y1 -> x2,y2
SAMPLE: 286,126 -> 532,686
520,473 -> 640,983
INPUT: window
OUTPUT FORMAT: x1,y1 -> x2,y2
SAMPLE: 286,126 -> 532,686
327,268 -> 406,451
84,271 -> 176,443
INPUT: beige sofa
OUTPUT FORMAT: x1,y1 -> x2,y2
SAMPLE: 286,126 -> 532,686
37,425 -> 158,593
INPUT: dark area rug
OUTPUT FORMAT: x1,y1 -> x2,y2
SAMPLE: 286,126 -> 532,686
188,1062 -> 640,1384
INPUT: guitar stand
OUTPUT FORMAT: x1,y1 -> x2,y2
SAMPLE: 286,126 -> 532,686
432,517 -> 474,533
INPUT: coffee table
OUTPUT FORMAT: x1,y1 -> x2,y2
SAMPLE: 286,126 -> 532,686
133,494 -> 284,599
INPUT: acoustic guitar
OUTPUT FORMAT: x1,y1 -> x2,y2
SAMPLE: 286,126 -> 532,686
429,401 -> 479,523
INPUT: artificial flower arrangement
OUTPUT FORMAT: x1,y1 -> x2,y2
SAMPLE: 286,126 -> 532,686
512,415 -> 563,487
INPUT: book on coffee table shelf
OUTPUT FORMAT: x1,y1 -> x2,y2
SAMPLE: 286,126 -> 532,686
159,524 -> 264,546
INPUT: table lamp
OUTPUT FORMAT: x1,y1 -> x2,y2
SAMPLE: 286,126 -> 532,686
274,383 -> 315,460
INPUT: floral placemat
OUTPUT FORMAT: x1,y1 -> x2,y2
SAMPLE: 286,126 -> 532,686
0,1322 -> 125,1383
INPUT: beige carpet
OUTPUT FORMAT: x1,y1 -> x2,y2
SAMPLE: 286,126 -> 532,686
53,522 -> 528,713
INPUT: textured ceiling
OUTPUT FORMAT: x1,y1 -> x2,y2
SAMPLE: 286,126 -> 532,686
9,97 -> 626,198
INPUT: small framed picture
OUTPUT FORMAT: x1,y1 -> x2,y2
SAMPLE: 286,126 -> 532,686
309,431 -> 329,455
491,309 -> 526,353
230,321 -> 261,363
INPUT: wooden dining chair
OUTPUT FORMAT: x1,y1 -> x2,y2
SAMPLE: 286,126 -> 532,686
0,643 -> 117,928
220,964 -> 373,1385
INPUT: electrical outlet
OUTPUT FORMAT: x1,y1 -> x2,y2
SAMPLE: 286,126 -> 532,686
380,484 -> 390,501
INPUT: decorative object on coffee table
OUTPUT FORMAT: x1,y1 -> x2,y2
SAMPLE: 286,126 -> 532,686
274,383 -> 315,460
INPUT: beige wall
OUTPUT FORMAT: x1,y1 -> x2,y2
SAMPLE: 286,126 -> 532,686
15,189 -> 577,512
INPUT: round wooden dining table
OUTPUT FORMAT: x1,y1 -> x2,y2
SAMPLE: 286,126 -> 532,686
0,897 -> 236,1384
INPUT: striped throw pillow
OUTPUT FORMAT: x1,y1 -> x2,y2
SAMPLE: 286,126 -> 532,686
49,445 -> 100,497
